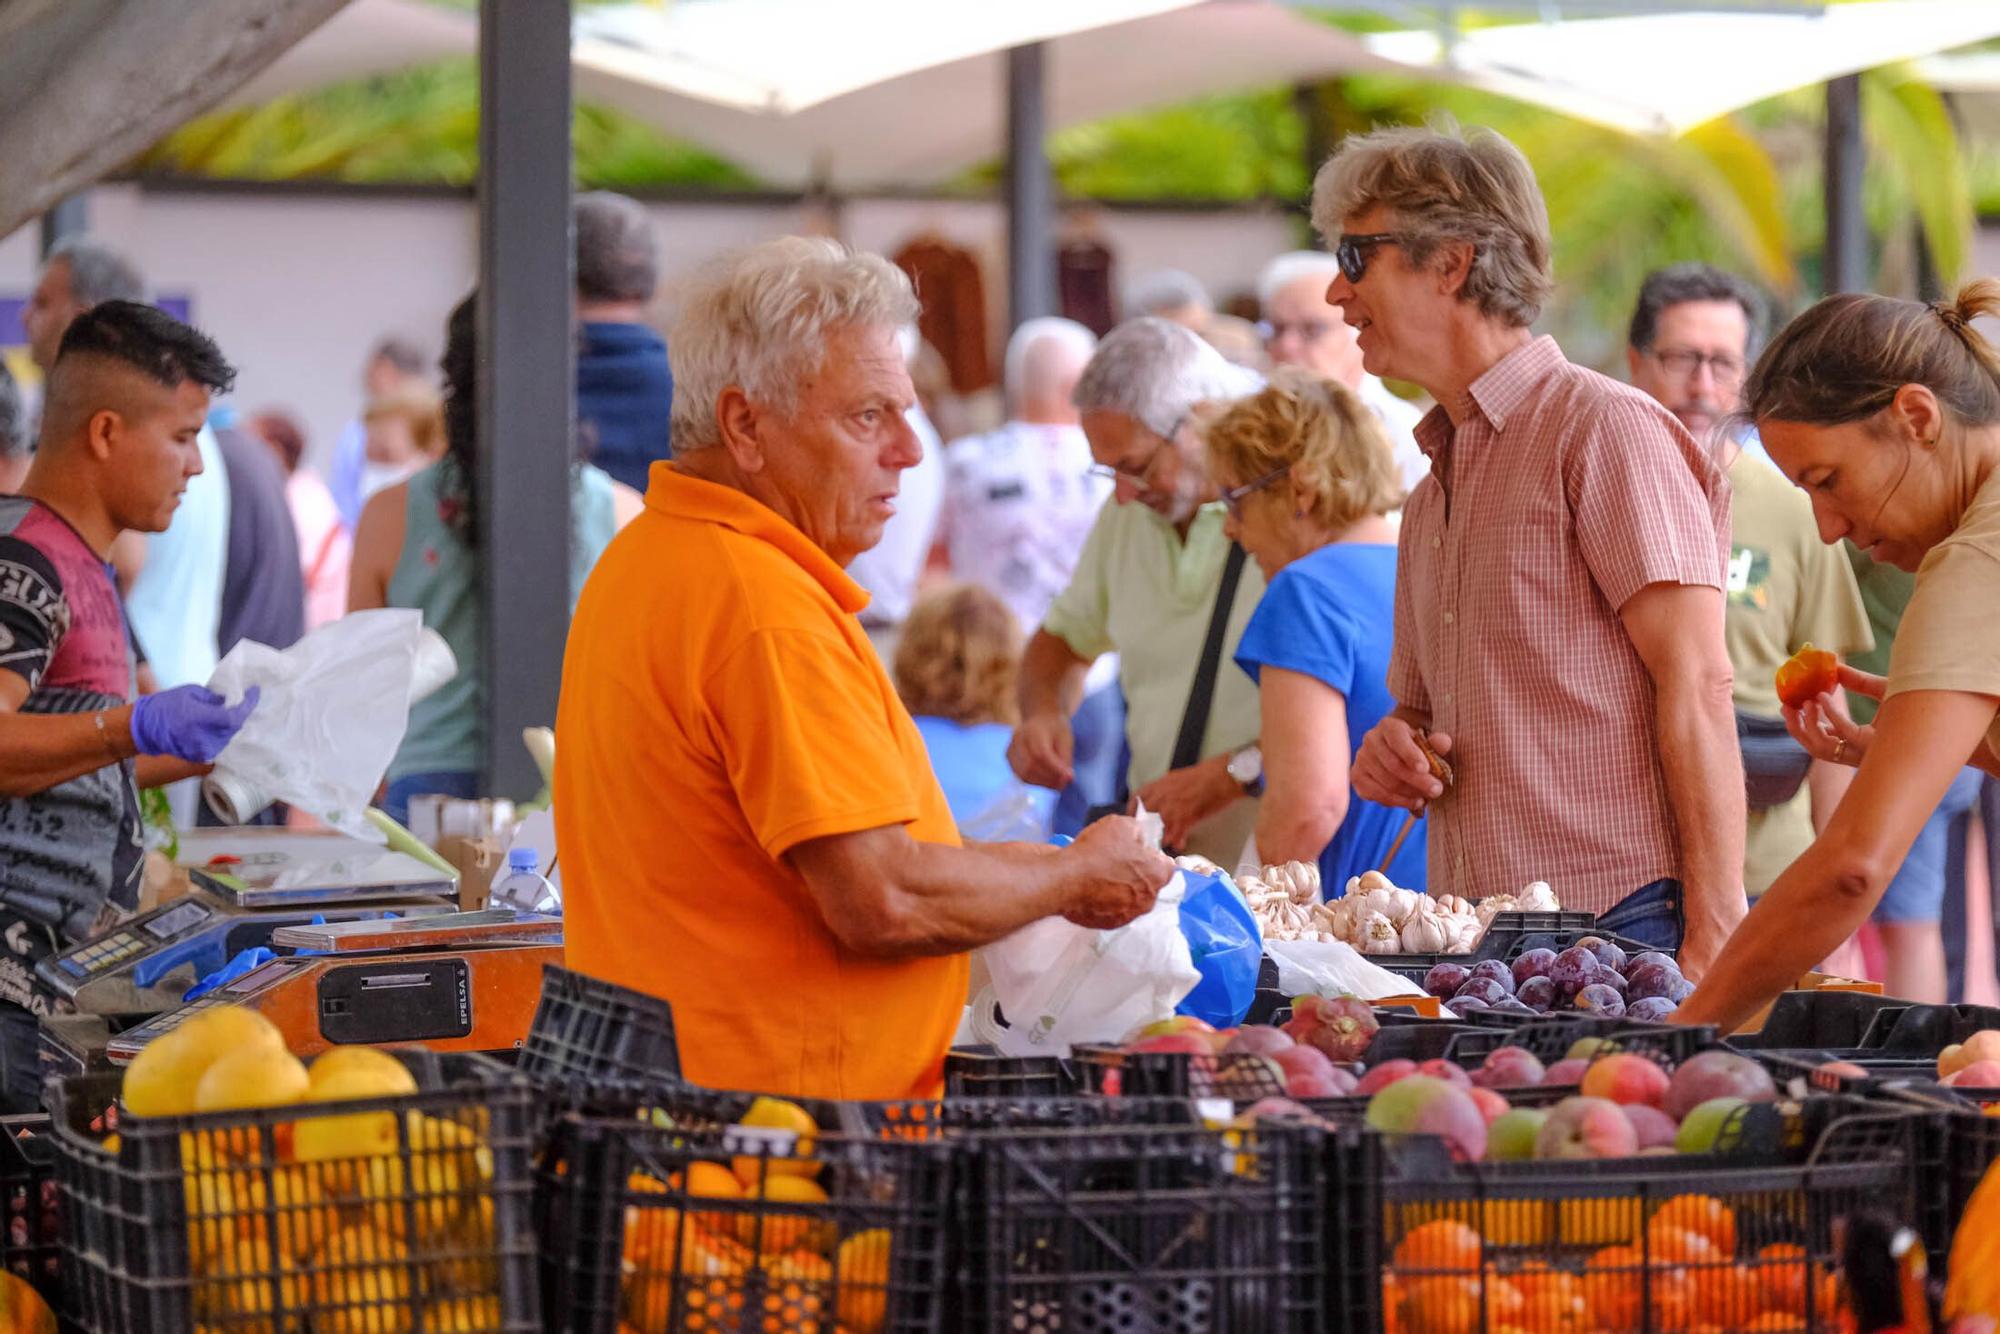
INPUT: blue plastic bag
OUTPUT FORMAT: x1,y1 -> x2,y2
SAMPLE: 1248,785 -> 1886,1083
1173,867 -> 1262,1028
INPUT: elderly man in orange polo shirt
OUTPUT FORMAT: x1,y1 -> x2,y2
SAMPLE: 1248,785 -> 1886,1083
555,237 -> 1173,1101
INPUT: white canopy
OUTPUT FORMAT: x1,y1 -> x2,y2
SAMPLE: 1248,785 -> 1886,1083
1366,0 -> 2000,137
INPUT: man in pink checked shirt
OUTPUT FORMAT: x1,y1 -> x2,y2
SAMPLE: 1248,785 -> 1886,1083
1315,124 -> 1747,980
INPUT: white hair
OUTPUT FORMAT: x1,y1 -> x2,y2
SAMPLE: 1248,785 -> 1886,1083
1124,269 -> 1211,319
1003,317 -> 1097,406
1256,251 -> 1343,311
668,236 -> 920,452
1073,317 -> 1263,438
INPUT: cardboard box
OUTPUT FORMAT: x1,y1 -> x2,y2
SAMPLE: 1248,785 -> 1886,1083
1733,971 -> 1885,1035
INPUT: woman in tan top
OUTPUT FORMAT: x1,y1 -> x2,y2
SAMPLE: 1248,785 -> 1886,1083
1680,279 -> 2000,1031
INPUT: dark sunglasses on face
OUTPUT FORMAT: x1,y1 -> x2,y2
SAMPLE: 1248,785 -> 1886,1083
1336,232 -> 1404,284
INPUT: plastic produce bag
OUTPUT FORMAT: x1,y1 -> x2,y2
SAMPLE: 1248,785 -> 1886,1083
1264,937 -> 1426,1001
1173,866 -> 1263,1029
957,782 -> 1057,844
204,610 -> 456,837
970,808 -> 1198,1056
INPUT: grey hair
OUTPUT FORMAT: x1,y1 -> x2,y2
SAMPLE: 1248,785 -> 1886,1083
668,236 -> 919,452
0,362 -> 24,458
46,237 -> 145,308
574,191 -> 660,304
1256,251 -> 1343,311
1073,317 -> 1263,438
1003,317 -> 1097,406
1124,269 -> 1211,319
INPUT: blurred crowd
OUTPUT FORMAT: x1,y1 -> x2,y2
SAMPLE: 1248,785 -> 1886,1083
5,125 -> 1997,1017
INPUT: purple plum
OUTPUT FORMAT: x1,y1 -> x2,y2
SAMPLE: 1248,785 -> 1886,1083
1595,969 -> 1629,999
1516,976 -> 1559,1012
1488,998 -> 1538,1016
1574,983 -> 1627,1018
1452,977 -> 1511,1009
1577,936 -> 1628,976
1469,960 -> 1517,995
1629,951 -> 1678,975
1625,996 -> 1679,1023
1624,962 -> 1677,1002
1550,947 -> 1602,997
1423,962 -> 1473,1001
1453,997 -> 1492,1015
1511,948 -> 1559,988
1662,974 -> 1696,1004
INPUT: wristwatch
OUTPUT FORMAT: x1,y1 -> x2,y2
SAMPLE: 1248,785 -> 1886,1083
1226,744 -> 1265,797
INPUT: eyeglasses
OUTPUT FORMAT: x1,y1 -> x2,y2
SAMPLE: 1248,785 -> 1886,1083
1089,413 -> 1188,484
1648,347 -> 1746,387
1336,232 -> 1405,284
1219,464 -> 1291,521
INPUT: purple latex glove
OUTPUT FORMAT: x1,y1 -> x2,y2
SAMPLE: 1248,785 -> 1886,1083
129,685 -> 261,764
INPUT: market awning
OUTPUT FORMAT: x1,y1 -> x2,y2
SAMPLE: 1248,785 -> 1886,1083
1365,0 -> 2000,136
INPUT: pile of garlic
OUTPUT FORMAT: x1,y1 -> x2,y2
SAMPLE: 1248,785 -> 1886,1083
1239,863 -> 1561,954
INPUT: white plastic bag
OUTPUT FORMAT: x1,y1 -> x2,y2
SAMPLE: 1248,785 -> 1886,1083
204,610 -> 456,837
1264,938 -> 1426,1001
969,815 -> 1199,1056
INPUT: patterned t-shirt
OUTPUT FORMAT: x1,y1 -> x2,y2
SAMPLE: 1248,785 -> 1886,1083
0,497 -> 143,953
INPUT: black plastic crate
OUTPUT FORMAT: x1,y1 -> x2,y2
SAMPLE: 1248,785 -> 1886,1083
1328,1094 -> 1915,1334
518,964 -> 680,1092
1859,1001 -> 2000,1053
1071,1045 -> 1291,1100
49,1048 -> 540,1332
942,1046 -> 1078,1100
1730,989 -> 1909,1050
1882,1084 -> 2000,1270
953,1114 -> 1328,1333
0,1115 -> 62,1323
537,1081 -> 955,1333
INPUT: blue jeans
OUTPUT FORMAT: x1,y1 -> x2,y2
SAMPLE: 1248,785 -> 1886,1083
381,770 -> 481,829
1875,767 -> 1984,925
1052,683 -> 1128,838
1596,877 -> 1684,953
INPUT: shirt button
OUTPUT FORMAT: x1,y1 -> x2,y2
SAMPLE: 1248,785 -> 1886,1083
1443,693 -> 1453,706
1443,611 -> 1455,626
1430,535 -> 1441,549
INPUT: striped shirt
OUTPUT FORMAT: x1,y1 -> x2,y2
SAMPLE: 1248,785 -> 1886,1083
1391,336 -> 1731,914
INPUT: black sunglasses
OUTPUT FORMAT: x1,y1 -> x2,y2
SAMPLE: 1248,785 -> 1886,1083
1336,232 -> 1404,284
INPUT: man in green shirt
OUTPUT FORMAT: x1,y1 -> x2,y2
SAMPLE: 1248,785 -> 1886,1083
1009,318 -> 1265,865
1627,265 -> 1874,902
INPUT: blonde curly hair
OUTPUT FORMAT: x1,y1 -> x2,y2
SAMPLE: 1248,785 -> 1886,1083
1202,368 -> 1403,530
893,585 -> 1022,727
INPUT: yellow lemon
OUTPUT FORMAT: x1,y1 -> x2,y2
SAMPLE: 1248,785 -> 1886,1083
731,1096 -> 820,1186
293,1066 -> 416,1165
308,1046 -> 417,1096
121,1005 -> 284,1117
193,1047 -> 309,1114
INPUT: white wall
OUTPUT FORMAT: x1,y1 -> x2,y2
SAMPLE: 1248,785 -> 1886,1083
1,183 -> 1306,469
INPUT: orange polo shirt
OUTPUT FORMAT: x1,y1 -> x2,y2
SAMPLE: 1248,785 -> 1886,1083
554,464 -> 965,1101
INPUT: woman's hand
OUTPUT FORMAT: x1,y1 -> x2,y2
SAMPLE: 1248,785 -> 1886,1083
1782,666 -> 1881,769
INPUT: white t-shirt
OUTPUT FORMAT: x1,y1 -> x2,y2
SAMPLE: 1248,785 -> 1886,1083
940,420 -> 1112,633
1358,375 -> 1431,494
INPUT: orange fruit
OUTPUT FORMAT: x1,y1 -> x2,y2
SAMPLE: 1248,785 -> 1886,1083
1518,1285 -> 1586,1332
1812,1265 -> 1845,1321
1650,1196 -> 1737,1257
1650,1266 -> 1698,1333
1399,1274 -> 1481,1334
1754,1243 -> 1809,1316
733,1174 -> 831,1254
683,1161 -> 744,1237
1382,1272 -> 1402,1334
1393,1220 -> 1483,1273
1583,1245 -> 1644,1331
834,1229 -> 890,1334
1646,1224 -> 1721,1268
1692,1262 -> 1764,1328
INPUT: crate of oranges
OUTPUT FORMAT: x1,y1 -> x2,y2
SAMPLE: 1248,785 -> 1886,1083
1343,1093 -> 1924,1334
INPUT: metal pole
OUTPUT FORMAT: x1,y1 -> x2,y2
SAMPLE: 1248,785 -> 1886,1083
1823,74 -> 1866,295
1006,43 -> 1054,331
477,0 -> 574,799
38,194 -> 87,257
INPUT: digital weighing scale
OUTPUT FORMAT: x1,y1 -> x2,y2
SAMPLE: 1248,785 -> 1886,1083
36,827 -> 459,1016
105,909 -> 562,1063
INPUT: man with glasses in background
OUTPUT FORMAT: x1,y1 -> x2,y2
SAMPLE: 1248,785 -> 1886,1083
1008,317 -> 1267,863
1259,251 -> 1428,493
1321,126 -> 1744,976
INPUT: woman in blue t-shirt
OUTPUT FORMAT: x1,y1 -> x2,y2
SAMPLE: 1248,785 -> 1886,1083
1203,369 -> 1426,893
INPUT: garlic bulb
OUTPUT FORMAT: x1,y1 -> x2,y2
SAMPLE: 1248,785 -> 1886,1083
1434,894 -> 1475,917
1475,894 -> 1518,928
1516,880 -> 1560,912
1447,913 -> 1482,952
1401,909 -> 1450,953
1357,910 -> 1401,955
1175,854 -> 1222,876
1355,870 -> 1396,895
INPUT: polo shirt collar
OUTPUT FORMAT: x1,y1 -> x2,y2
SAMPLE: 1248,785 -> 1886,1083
646,462 -> 871,614
1414,334 -> 1565,457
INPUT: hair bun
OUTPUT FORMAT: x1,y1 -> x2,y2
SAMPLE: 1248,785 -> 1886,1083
1932,299 -> 1969,334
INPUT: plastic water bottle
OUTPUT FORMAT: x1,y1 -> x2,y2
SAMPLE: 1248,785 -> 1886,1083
491,847 -> 561,914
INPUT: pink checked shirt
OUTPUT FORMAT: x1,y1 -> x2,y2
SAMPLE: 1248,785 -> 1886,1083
1392,336 -> 1731,914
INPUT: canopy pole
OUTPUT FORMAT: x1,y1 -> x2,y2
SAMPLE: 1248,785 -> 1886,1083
1823,73 -> 1866,294
477,0 -> 574,800
1006,42 -> 1054,331
39,195 -> 88,258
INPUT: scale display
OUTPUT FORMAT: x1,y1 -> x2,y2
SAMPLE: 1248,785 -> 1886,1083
50,900 -> 213,981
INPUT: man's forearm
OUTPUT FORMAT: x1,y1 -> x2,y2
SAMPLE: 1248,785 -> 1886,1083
1658,679 -> 1747,939
135,757 -> 211,790
1018,630 -> 1091,721
0,708 -> 137,798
